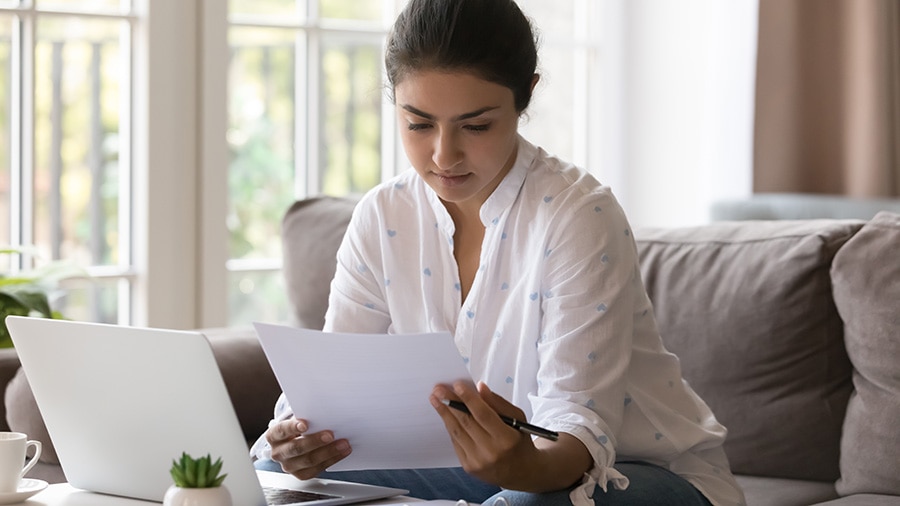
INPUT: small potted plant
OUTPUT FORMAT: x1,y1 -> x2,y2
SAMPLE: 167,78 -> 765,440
164,452 -> 232,506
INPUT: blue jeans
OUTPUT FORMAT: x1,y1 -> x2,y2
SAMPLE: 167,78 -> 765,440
254,459 -> 712,505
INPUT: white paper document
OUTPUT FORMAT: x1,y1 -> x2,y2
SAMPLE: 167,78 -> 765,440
253,322 -> 473,471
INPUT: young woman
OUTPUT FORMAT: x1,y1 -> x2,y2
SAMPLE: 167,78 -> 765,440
252,1 -> 745,505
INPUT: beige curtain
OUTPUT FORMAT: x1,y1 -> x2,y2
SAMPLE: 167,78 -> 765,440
753,0 -> 900,196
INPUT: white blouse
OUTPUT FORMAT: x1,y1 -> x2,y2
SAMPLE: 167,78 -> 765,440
258,136 -> 745,506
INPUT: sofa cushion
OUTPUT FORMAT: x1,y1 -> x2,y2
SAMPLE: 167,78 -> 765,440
735,475 -> 837,506
281,196 -> 358,330
634,219 -> 863,481
832,211 -> 900,496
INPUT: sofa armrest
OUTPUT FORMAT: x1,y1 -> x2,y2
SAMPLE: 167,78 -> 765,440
202,326 -> 282,443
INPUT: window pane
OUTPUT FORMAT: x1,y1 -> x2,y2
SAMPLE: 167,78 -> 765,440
229,270 -> 288,327
229,0 -> 302,21
36,0 -> 131,14
320,37 -> 382,195
0,15 -> 11,252
228,26 -> 297,261
33,16 -> 125,267
56,277 -> 122,324
319,0 -> 381,21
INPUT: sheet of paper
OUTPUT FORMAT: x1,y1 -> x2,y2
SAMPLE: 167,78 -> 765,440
253,322 -> 473,471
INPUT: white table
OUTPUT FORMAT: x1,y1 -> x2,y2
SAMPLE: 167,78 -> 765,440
25,482 -> 424,505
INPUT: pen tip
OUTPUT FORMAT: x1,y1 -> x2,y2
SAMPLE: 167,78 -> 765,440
440,398 -> 450,406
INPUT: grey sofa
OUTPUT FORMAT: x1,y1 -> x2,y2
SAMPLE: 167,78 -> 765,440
3,196 -> 899,506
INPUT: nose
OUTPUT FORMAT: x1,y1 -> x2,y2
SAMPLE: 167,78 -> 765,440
432,128 -> 462,171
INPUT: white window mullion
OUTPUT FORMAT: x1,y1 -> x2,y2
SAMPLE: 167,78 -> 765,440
118,16 -> 135,324
198,0 -> 228,328
10,9 -> 36,265
294,30 -> 309,199
305,26 -> 321,195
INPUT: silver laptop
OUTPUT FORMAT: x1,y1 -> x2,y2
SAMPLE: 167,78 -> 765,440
6,316 -> 407,505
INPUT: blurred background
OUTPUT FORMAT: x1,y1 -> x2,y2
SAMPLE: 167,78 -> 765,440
0,0 -> 896,331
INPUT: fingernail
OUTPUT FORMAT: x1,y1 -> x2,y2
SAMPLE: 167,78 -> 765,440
297,421 -> 307,433
321,432 -> 334,444
454,382 -> 465,395
336,441 -> 351,454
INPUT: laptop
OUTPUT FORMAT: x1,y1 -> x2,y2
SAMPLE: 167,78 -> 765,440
6,316 -> 408,505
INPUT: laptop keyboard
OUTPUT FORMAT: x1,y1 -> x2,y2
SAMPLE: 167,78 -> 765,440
263,486 -> 342,504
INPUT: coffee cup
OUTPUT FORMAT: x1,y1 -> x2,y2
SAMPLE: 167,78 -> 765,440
0,432 -> 42,493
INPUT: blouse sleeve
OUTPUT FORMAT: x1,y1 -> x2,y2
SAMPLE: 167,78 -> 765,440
530,189 -> 642,499
323,193 -> 392,334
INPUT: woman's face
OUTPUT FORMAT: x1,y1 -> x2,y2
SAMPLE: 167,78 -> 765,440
394,70 -> 521,213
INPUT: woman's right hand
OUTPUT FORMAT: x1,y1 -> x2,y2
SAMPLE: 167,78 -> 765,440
266,417 -> 352,480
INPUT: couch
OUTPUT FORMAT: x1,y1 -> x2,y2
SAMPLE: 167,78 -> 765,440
1,196 -> 898,506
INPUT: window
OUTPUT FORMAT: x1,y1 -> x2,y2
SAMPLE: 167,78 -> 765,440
224,0 -> 604,327
0,1 -> 607,330
0,0 -> 135,325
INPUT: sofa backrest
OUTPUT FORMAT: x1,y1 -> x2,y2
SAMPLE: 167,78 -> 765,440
281,196 -> 358,330
634,219 -> 864,482
280,196 -> 885,484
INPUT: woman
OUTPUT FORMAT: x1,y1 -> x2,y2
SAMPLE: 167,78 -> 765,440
252,1 -> 745,505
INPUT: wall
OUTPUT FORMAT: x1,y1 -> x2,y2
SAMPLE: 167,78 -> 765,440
600,0 -> 759,228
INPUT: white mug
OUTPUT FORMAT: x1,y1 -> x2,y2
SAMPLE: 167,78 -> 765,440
0,432 -> 42,493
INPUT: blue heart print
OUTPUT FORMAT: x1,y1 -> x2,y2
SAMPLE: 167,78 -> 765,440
387,229 -> 397,237
529,292 -> 539,301
597,435 -> 608,445
505,376 -> 513,384
596,303 -> 608,312
423,268 -> 432,276
594,206 -> 602,213
501,282 -> 509,290
655,432 -> 663,440
543,196 -> 553,203
466,310 -> 475,319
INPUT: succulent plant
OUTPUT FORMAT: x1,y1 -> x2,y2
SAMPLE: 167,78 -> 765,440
169,452 -> 227,488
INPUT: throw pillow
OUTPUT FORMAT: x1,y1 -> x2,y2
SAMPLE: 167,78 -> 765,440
832,211 -> 900,496
635,219 -> 863,481
281,196 -> 358,330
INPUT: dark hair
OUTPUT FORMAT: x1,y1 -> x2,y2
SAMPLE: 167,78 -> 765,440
385,0 -> 539,112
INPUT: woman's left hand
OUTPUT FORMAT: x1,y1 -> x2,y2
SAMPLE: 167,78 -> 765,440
430,381 -> 560,491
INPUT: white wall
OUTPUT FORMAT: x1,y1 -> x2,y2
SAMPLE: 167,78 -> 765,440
600,0 -> 759,228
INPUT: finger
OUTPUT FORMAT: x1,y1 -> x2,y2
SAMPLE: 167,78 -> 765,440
266,418 -> 308,445
282,437 -> 352,480
272,430 -> 336,462
272,431 -> 352,479
450,382 -> 496,439
430,388 -> 477,451
453,381 -> 504,431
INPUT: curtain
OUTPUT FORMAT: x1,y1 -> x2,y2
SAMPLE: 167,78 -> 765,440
753,0 -> 900,196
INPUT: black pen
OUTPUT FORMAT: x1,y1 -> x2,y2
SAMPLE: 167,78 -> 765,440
441,399 -> 559,441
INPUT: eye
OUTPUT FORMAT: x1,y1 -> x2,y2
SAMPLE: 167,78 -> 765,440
407,123 -> 432,132
464,124 -> 491,133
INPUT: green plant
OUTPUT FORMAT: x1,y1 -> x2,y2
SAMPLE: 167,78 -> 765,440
169,452 -> 228,489
0,246 -> 85,348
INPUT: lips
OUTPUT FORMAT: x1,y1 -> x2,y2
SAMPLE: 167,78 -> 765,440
433,172 -> 471,187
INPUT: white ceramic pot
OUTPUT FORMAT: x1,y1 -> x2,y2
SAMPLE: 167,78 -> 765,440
162,484 -> 232,506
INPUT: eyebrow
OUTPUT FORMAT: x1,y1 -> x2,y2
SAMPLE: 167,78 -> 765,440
400,104 -> 500,122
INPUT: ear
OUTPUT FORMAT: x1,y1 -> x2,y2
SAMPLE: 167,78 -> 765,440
530,74 -> 541,94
